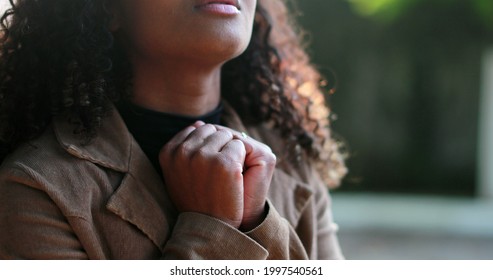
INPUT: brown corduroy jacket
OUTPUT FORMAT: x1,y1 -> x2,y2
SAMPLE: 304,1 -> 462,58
0,103 -> 343,259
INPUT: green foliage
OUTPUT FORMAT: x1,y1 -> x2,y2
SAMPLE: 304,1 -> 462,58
472,0 -> 493,26
347,0 -> 419,22
348,0 -> 493,26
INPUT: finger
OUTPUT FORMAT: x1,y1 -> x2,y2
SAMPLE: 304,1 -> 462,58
213,124 -> 246,139
192,120 -> 205,128
214,125 -> 271,158
199,130 -> 234,152
220,139 -> 247,167
165,125 -> 199,148
181,123 -> 218,151
214,125 -> 254,153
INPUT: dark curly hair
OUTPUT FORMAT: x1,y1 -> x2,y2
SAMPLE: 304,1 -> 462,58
0,0 -> 346,187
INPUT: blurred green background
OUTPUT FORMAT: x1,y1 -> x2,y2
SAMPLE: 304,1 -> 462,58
295,0 -> 493,197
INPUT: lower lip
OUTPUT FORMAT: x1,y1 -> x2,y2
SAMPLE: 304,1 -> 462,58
195,3 -> 240,16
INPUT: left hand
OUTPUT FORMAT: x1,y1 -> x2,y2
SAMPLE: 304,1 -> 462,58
215,125 -> 277,231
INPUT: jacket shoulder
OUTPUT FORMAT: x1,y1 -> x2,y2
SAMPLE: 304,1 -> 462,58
0,124 -> 86,180
0,125 -> 120,217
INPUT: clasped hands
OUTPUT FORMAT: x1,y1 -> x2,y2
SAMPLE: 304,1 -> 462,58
159,121 -> 276,231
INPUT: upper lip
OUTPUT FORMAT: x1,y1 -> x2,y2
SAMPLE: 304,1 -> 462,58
195,0 -> 240,10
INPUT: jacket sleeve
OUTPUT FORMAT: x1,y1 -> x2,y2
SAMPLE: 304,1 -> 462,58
163,164 -> 344,260
163,200 -> 308,260
0,169 -> 89,260
309,167 -> 345,260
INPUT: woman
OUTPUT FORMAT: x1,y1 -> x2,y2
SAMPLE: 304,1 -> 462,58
0,0 -> 347,259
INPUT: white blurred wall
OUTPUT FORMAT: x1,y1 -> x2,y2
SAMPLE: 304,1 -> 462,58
0,0 -> 10,14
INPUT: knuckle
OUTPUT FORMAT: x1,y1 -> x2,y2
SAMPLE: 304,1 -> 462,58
176,143 -> 193,158
160,143 -> 173,156
231,138 -> 244,146
230,140 -> 246,155
203,123 -> 216,132
264,152 -> 277,166
262,143 -> 273,153
218,129 -> 233,139
194,146 -> 210,159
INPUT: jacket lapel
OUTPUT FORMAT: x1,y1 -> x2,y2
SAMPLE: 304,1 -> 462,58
106,154 -> 176,249
54,107 -> 174,250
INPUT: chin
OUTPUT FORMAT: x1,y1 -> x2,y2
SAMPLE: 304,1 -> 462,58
191,33 -> 252,65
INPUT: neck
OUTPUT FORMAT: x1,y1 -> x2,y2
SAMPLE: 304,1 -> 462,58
130,58 -> 222,117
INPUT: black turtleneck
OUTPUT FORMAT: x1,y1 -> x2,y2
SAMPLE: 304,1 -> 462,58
117,101 -> 224,176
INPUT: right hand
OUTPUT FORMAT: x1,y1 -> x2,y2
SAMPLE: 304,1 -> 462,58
159,121 -> 247,228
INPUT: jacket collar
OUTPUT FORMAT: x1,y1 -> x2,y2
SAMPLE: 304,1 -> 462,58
52,102 -> 313,248
53,108 -> 174,249
53,109 -> 132,173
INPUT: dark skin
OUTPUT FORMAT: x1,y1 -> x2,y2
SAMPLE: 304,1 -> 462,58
112,0 -> 276,231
